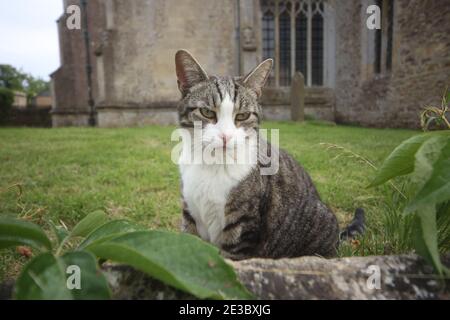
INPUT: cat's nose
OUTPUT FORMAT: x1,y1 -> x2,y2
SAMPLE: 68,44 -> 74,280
219,133 -> 231,146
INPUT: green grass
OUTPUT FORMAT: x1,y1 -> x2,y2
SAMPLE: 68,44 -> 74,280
0,121 -> 418,281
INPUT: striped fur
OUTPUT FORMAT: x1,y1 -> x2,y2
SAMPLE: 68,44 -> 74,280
175,50 -> 339,260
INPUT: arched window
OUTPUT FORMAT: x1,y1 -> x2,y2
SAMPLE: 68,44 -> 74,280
261,0 -> 327,87
374,0 -> 394,74
262,4 -> 275,86
279,7 -> 291,86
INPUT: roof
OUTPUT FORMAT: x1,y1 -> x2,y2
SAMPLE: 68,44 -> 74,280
37,90 -> 51,97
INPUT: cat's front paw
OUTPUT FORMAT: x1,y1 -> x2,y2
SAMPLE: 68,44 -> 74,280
219,249 -> 248,261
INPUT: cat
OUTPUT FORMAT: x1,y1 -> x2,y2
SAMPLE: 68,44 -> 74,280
175,50 -> 364,260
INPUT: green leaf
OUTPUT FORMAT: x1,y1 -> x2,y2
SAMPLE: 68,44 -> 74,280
15,251 -> 111,300
410,134 -> 449,187
70,210 -> 108,238
412,205 -> 448,275
15,253 -> 71,299
78,220 -> 144,249
62,251 -> 111,299
406,137 -> 450,212
86,230 -> 253,300
368,133 -> 432,187
48,220 -> 69,245
0,217 -> 52,251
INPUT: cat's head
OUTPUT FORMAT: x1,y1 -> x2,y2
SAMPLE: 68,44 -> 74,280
175,50 -> 272,151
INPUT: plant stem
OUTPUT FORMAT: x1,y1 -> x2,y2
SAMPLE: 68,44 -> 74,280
442,115 -> 450,129
55,237 -> 69,256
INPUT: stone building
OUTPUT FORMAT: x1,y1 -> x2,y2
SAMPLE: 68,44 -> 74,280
51,0 -> 450,128
12,91 -> 27,109
33,90 -> 53,109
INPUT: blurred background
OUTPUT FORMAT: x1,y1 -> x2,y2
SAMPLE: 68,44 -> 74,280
0,0 -> 449,129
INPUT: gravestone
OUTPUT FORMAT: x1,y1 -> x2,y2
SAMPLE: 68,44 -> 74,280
290,72 -> 305,121
1,254 -> 448,299
103,254 -> 449,300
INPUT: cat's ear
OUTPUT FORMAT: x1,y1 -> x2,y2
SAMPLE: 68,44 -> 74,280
242,59 -> 273,97
175,50 -> 209,96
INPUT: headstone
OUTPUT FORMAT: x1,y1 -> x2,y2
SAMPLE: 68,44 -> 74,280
1,254 -> 449,299
291,72 -> 305,121
101,254 -> 449,300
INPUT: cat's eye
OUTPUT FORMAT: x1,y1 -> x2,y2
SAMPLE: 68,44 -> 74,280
235,112 -> 251,121
199,107 -> 216,119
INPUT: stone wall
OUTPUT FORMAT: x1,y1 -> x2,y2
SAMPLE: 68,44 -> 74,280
0,107 -> 52,127
51,0 -> 105,126
334,0 -> 450,128
51,0 -> 337,127
97,105 -> 178,127
101,254 -> 449,300
51,0 -> 449,128
261,87 -> 335,122
94,0 -> 237,127
2,254 -> 448,300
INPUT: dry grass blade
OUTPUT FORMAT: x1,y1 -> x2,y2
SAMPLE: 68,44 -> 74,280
0,183 -> 23,197
319,142 -> 407,199
420,87 -> 450,131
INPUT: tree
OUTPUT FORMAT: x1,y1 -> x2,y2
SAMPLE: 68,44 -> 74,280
0,64 -> 27,91
24,75 -> 50,104
0,87 -> 14,124
0,64 -> 50,105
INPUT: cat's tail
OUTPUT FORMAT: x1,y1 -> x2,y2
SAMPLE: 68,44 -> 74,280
339,208 -> 365,241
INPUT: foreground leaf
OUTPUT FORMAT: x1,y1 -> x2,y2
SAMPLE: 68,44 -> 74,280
406,137 -> 450,212
412,205 -> 448,275
78,220 -> 144,249
70,210 -> 108,238
86,230 -> 253,299
62,251 -> 112,299
368,133 -> 432,187
15,251 -> 111,300
15,253 -> 71,299
0,217 -> 52,251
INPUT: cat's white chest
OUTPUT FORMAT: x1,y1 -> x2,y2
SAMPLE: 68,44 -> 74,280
180,163 -> 253,244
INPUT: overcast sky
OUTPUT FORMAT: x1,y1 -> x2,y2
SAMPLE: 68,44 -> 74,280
0,0 -> 63,80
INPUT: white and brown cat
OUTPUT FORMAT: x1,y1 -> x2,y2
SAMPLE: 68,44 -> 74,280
175,50 -> 364,260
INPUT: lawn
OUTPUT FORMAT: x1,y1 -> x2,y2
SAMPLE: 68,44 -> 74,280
0,121 -> 418,281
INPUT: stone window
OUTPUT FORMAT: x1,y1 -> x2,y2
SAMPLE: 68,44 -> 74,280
279,8 -> 291,86
385,0 -> 394,71
374,1 -> 382,74
374,0 -> 395,74
261,0 -> 330,87
262,8 -> 275,86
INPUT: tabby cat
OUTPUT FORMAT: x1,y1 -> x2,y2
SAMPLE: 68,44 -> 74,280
175,50 -> 363,260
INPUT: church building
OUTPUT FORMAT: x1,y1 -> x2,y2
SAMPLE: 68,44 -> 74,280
51,0 -> 450,128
